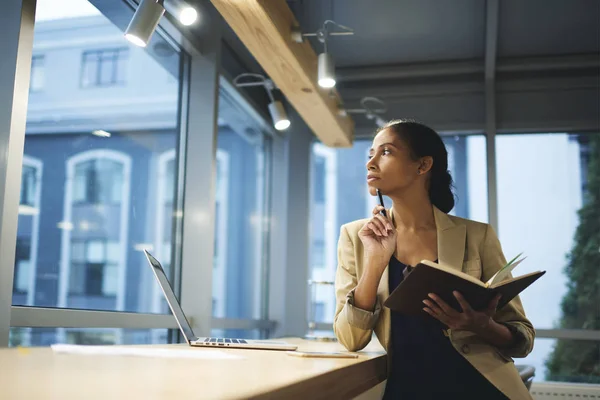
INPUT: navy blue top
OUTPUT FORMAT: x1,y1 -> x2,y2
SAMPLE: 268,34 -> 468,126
382,256 -> 508,399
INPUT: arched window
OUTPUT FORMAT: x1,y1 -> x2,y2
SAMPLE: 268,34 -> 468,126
58,150 -> 131,311
13,156 -> 43,306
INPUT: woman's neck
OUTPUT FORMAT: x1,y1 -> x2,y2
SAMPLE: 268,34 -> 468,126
389,190 -> 435,232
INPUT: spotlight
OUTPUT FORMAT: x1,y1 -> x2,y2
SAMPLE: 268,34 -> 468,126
268,101 -> 291,131
234,73 -> 291,131
318,53 -> 336,88
164,0 -> 198,26
292,20 -> 354,90
125,0 -> 165,48
179,6 -> 197,26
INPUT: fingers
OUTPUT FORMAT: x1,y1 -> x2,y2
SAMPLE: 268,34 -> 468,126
374,214 -> 394,232
453,291 -> 473,314
372,205 -> 385,216
427,293 -> 459,317
422,305 -> 449,325
368,215 -> 393,237
486,293 -> 502,315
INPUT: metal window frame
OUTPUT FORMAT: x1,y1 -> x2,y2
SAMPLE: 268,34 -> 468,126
0,0 -> 37,347
10,306 -> 276,332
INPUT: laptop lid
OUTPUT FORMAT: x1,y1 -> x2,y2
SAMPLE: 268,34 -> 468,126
143,250 -> 197,344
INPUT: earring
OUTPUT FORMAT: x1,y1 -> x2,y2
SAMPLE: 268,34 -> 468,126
417,170 -> 421,175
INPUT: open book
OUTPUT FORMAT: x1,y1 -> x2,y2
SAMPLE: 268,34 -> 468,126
383,254 -> 545,315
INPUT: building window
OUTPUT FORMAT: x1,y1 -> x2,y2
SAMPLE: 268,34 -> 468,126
73,158 -> 124,205
60,150 -> 131,311
13,239 -> 32,294
13,156 -> 43,306
20,165 -> 38,207
80,48 -> 128,88
69,240 -> 119,296
30,55 -> 45,92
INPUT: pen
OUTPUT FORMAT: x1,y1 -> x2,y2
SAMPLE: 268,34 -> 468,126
376,189 -> 387,217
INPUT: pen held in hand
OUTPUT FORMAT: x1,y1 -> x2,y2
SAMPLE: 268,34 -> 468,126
376,189 -> 387,217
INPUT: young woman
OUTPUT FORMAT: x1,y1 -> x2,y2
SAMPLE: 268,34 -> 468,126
334,120 -> 534,399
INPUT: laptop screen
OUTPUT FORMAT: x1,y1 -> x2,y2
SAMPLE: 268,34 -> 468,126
143,250 -> 196,343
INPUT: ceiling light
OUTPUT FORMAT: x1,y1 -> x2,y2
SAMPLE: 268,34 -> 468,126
92,130 -> 111,138
268,101 -> 291,131
179,6 -> 197,25
318,52 -> 336,88
125,0 -> 165,48
292,20 -> 354,90
234,73 -> 291,131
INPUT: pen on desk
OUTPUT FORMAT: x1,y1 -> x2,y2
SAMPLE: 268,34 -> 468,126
376,189 -> 387,217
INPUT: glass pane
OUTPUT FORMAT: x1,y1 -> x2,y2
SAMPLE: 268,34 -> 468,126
497,133 -> 600,330
213,104 -> 269,321
9,327 -> 172,347
13,0 -> 183,314
520,338 -> 600,384
308,135 -> 487,328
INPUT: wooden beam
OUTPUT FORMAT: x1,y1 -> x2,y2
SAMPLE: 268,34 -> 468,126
210,0 -> 354,147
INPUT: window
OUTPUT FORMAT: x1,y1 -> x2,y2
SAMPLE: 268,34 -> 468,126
13,0 -> 183,343
61,151 -> 130,309
497,132 -> 599,383
308,135 -> 488,327
20,165 -> 37,207
80,48 -> 128,88
213,116 -> 269,321
69,239 -> 119,296
73,158 -> 124,204
30,55 -> 45,91
13,157 -> 42,306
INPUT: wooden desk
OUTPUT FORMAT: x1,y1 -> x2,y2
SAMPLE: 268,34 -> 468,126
0,338 -> 387,400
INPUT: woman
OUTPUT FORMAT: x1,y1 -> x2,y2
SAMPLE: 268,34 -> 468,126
333,120 -> 534,399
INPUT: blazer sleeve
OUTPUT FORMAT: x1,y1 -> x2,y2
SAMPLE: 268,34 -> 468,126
480,223 -> 536,358
333,225 -> 381,352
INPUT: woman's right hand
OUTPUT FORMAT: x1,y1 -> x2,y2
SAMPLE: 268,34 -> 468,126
358,206 -> 397,270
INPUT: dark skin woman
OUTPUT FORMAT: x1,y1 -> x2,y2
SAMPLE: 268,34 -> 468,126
334,120 -> 534,399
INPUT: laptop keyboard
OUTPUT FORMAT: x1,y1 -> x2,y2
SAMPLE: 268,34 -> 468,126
204,337 -> 248,344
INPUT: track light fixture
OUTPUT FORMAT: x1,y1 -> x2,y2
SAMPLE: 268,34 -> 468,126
234,73 -> 291,131
125,0 -> 198,47
164,0 -> 198,26
292,20 -> 354,89
343,97 -> 388,128
125,0 -> 165,47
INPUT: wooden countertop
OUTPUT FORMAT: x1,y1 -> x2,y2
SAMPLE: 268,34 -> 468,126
0,337 -> 387,400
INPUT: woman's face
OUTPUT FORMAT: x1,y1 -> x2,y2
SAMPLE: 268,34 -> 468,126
366,128 -> 422,197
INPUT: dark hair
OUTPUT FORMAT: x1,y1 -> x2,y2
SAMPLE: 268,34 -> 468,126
376,119 -> 455,213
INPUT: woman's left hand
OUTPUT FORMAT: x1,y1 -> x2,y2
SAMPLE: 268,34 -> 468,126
423,291 -> 501,334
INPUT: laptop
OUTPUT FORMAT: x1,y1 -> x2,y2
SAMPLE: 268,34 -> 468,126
144,250 -> 298,351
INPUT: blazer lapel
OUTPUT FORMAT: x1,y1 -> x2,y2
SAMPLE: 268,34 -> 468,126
434,207 -> 466,271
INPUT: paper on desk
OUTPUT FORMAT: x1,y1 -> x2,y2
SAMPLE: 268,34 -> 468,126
51,344 -> 243,360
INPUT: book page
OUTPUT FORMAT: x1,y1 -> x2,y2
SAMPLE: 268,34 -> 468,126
486,253 -> 526,287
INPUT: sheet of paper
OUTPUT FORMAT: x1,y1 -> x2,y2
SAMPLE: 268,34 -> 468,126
51,344 -> 244,360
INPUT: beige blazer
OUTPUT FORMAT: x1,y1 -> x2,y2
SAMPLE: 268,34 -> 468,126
333,207 -> 535,399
